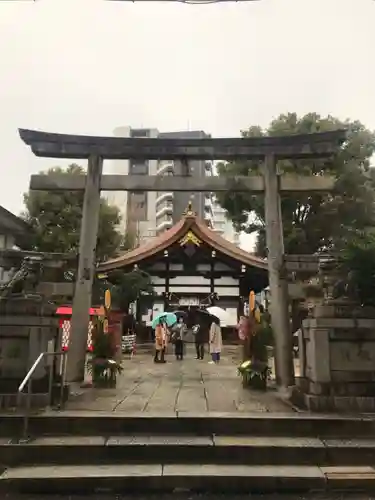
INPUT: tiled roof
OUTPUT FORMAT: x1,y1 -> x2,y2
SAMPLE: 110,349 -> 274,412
98,212 -> 267,272
0,205 -> 30,234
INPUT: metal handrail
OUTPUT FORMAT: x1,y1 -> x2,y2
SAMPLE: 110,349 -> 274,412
18,350 -> 67,441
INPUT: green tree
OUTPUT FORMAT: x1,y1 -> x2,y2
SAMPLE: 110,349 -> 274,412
217,113 -> 375,256
22,164 -> 124,261
93,269 -> 155,312
337,228 -> 375,306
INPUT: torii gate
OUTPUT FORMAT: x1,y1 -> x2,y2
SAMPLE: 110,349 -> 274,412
20,128 -> 346,388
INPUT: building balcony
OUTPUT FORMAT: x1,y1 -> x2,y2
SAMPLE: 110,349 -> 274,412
204,195 -> 213,209
156,218 -> 173,233
157,161 -> 174,176
213,221 -> 225,231
204,202 -> 214,222
155,203 -> 173,219
214,214 -> 227,226
204,161 -> 214,176
156,192 -> 174,206
204,212 -> 214,227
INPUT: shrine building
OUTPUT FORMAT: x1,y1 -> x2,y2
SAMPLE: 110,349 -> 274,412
98,203 -> 268,326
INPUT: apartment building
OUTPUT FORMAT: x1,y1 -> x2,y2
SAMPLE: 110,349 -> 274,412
105,127 -> 214,245
212,198 -> 240,246
104,126 -> 160,244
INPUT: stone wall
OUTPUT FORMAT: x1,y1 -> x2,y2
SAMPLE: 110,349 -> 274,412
0,297 -> 60,395
297,302 -> 375,412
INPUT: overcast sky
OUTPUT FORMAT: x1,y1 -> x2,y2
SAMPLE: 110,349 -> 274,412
0,0 -> 374,249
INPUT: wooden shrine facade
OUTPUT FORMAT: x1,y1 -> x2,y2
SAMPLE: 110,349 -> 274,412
98,203 -> 268,325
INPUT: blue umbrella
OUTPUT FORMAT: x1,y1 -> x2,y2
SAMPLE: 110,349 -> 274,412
152,312 -> 178,329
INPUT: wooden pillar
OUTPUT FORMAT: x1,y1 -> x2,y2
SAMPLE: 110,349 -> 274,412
66,154 -> 103,382
263,154 -> 294,388
135,299 -> 141,323
210,255 -> 215,295
237,296 -> 244,322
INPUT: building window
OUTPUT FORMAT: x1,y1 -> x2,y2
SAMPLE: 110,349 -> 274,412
129,161 -> 148,175
205,205 -> 213,217
128,191 -> 147,221
205,162 -> 213,176
157,161 -> 174,176
130,129 -> 149,138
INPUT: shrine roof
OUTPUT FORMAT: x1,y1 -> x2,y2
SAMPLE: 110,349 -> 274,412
0,205 -> 31,245
98,205 -> 267,272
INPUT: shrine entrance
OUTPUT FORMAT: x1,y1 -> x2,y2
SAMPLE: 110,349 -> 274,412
21,128 -> 346,388
98,202 -> 269,343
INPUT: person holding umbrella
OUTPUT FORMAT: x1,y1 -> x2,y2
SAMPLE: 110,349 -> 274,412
193,322 -> 207,360
152,312 -> 177,363
192,309 -> 217,361
171,316 -> 187,361
154,321 -> 166,363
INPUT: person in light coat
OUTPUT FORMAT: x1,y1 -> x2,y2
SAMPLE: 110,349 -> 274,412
209,318 -> 222,364
154,322 -> 167,363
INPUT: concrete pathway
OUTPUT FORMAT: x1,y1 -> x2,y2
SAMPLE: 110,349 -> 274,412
66,345 -> 293,414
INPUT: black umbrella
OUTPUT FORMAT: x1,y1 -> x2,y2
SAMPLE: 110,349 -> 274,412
172,310 -> 188,320
193,308 -> 220,324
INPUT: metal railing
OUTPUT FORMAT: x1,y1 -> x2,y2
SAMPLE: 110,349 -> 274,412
18,350 -> 68,441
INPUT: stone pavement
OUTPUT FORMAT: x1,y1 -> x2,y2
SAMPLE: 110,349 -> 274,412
66,345 -> 293,414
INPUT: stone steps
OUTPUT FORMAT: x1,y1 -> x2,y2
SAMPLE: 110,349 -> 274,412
2,411 -> 375,437
2,435 -> 375,467
2,412 -> 375,494
3,464 -> 375,494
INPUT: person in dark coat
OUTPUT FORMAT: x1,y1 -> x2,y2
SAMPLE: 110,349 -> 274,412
193,322 -> 207,360
172,317 -> 187,360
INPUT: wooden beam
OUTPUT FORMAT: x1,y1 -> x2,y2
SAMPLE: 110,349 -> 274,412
19,128 -> 346,160
30,174 -> 336,193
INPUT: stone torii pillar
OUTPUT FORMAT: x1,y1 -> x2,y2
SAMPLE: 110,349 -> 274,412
67,155 -> 103,382
264,154 -> 293,386
20,129 -> 346,387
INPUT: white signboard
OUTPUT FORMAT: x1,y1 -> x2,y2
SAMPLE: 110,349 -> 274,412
179,297 -> 200,306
